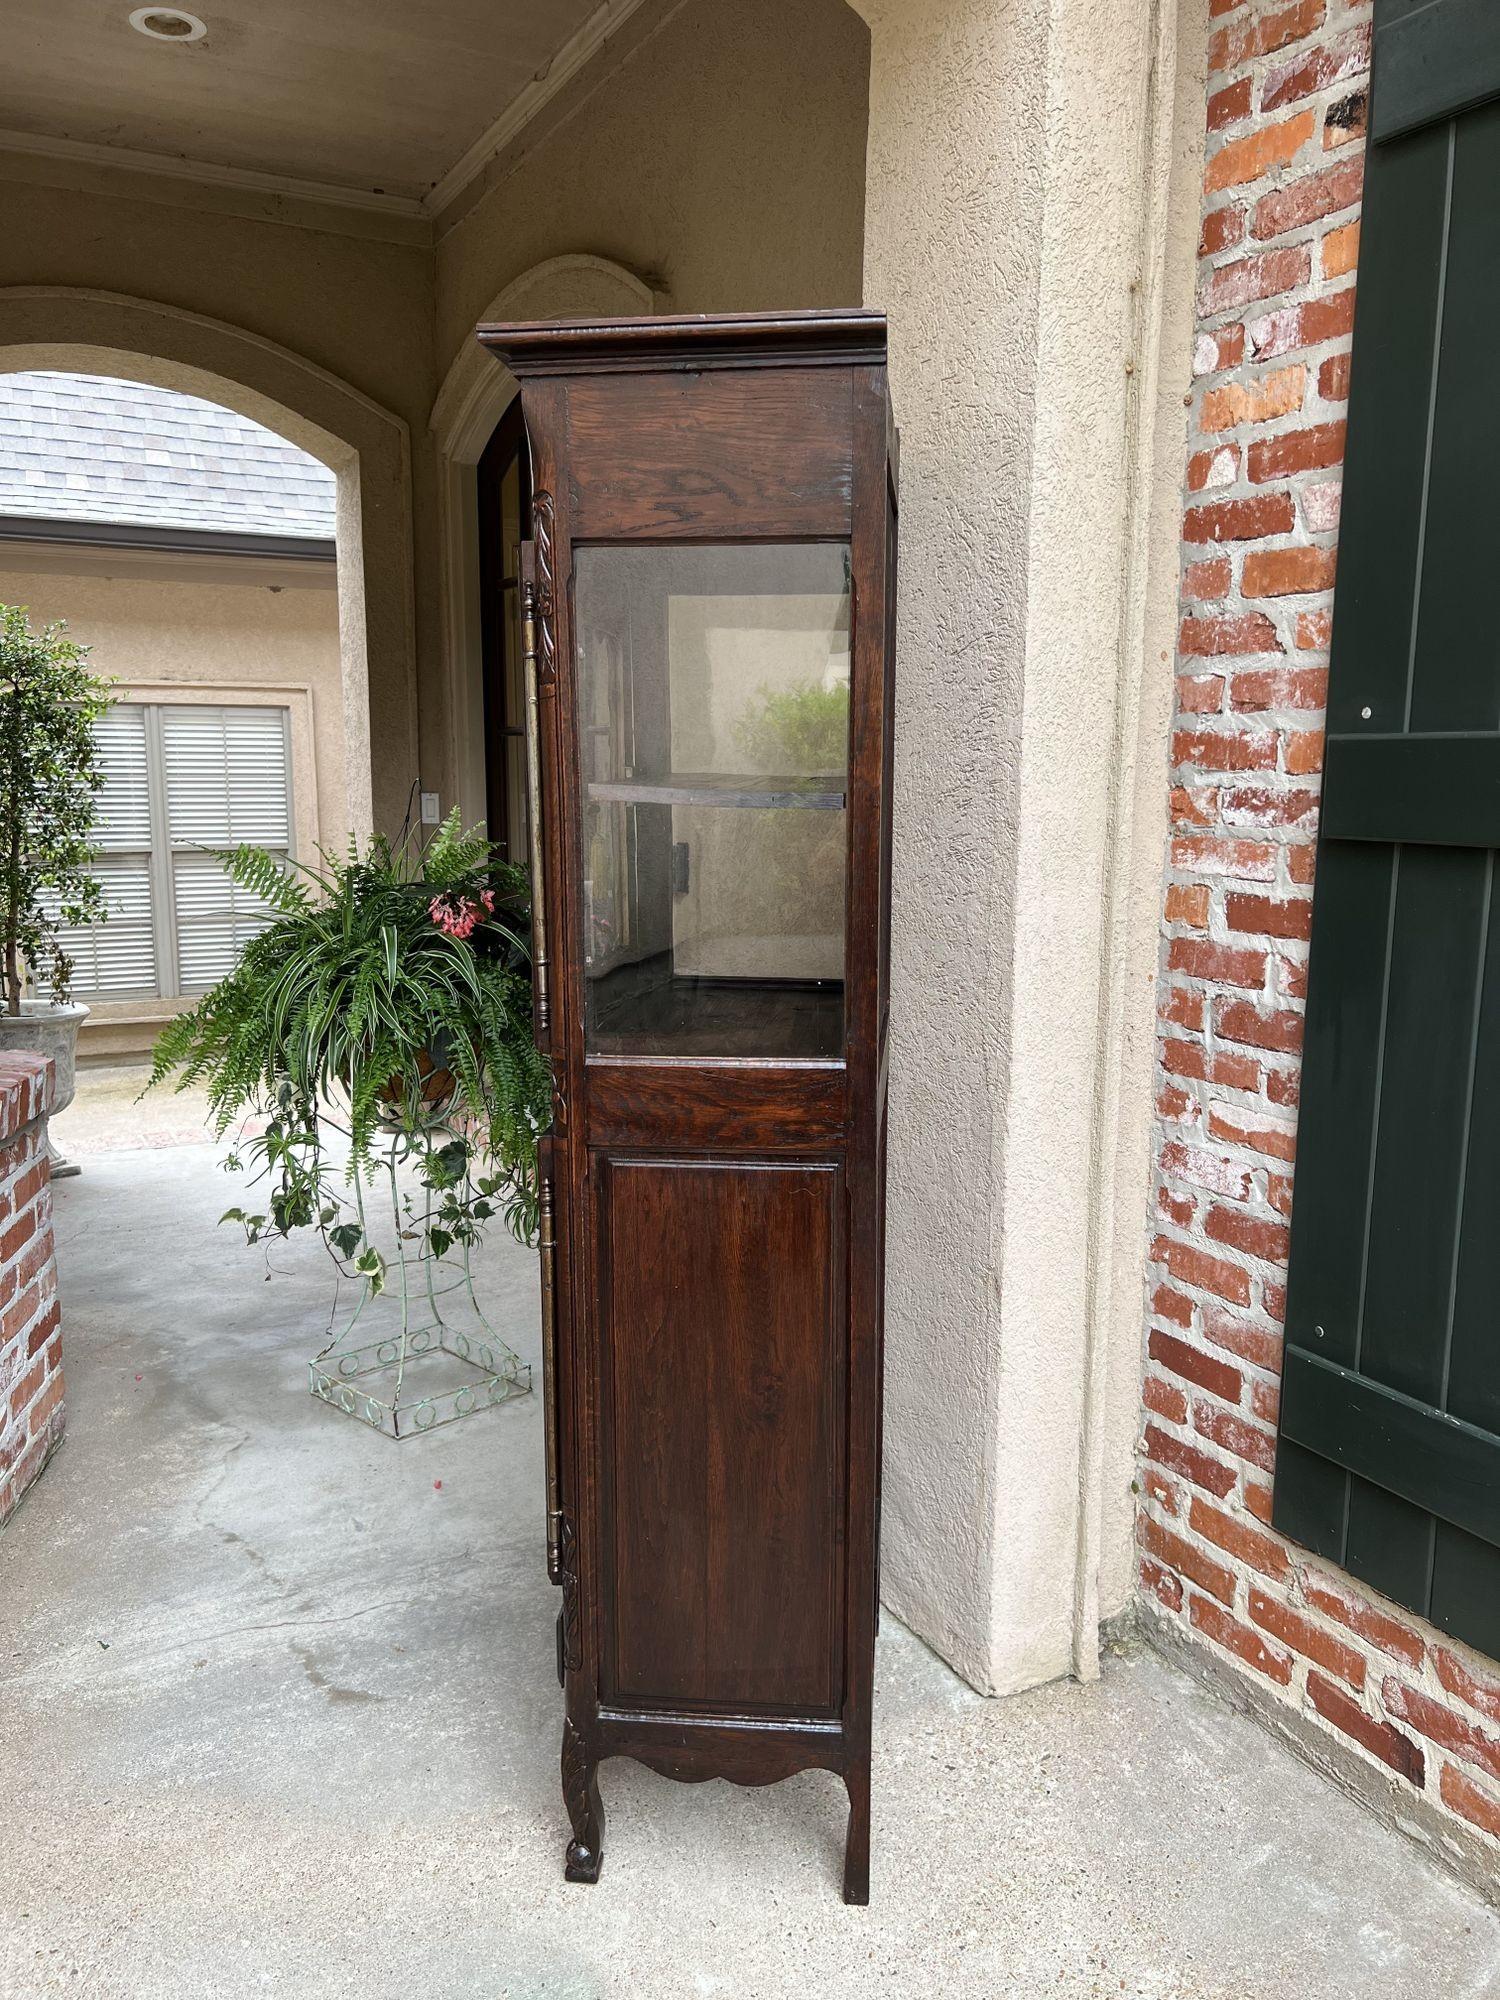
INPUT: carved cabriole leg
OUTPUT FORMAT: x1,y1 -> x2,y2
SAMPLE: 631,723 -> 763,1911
561,1716 -> 605,1883
842,1761 -> 870,1906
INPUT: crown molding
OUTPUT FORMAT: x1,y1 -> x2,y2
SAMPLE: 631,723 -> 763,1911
0,0 -> 654,236
421,0 -> 652,217
0,126 -> 428,221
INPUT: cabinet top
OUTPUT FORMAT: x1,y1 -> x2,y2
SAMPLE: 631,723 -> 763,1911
475,309 -> 887,378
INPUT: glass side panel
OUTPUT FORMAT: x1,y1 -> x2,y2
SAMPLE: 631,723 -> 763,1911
574,543 -> 851,1058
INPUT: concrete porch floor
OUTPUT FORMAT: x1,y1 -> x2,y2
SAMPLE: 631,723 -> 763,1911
3,1086 -> 1499,1998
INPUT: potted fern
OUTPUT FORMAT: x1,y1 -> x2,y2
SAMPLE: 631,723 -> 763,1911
0,604 -> 115,1174
149,812 -> 551,1275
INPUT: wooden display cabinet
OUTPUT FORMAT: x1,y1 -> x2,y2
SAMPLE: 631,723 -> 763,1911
475,311 -> 896,1903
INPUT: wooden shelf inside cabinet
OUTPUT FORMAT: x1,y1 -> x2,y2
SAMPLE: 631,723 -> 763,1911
587,772 -> 846,810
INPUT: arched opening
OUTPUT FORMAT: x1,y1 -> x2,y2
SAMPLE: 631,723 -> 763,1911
0,365 -> 350,1064
429,255 -> 660,831
0,342 -> 372,840
0,290 -> 420,839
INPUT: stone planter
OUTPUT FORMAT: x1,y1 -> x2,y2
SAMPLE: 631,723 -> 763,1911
0,1000 -> 88,1176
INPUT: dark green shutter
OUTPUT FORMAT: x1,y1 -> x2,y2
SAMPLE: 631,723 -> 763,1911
1273,0 -> 1500,1660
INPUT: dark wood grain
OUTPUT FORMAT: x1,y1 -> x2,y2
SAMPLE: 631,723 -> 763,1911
491,310 -> 895,1903
475,398 -> 529,860
562,1714 -> 605,1882
563,370 -> 854,539
592,1715 -> 844,1783
585,1058 -> 846,1151
600,1157 -> 842,1712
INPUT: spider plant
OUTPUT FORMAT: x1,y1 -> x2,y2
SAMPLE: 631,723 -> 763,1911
148,812 -> 551,1272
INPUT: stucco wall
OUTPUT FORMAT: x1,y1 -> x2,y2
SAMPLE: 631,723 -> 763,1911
850,0 -> 1208,1692
434,0 -> 869,365
0,557 -> 346,839
0,175 -> 430,428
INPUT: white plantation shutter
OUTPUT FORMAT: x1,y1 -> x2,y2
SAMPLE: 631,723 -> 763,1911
171,851 -> 282,990
59,857 -> 157,997
92,706 -> 152,851
63,703 -> 294,1005
162,706 -> 291,993
53,706 -> 158,998
162,705 -> 292,849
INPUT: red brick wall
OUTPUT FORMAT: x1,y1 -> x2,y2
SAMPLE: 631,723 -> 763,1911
1140,0 -> 1500,1859
0,1052 -> 63,1524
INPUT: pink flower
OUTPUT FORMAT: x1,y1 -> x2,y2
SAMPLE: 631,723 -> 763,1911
429,891 -> 484,940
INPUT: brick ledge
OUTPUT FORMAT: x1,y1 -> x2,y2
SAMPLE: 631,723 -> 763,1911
0,1050 -> 56,1136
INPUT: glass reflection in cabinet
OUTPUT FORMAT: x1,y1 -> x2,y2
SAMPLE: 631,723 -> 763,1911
574,543 -> 851,1058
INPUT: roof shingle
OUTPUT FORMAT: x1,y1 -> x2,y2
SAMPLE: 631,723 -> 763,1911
0,371 -> 337,539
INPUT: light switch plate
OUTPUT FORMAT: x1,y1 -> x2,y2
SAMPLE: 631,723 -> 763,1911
419,791 -> 441,825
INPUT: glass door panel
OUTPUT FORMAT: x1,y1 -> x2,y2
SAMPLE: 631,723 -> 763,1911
574,543 -> 851,1058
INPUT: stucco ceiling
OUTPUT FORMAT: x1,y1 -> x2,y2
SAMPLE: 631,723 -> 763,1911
0,0 -> 612,205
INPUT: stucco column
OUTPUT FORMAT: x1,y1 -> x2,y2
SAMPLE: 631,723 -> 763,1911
852,0 -> 1206,1691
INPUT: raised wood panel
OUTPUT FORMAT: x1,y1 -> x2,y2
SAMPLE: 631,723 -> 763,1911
585,1059 -> 847,1151
563,370 -> 854,539
599,1157 -> 844,1715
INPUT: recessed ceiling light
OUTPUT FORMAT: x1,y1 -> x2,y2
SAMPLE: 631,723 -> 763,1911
128,7 -> 208,41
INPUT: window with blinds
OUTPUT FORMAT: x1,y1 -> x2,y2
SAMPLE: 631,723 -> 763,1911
64,705 -> 158,999
58,703 -> 293,1003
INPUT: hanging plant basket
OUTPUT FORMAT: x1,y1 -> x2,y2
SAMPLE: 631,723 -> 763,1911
147,812 -> 552,1432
